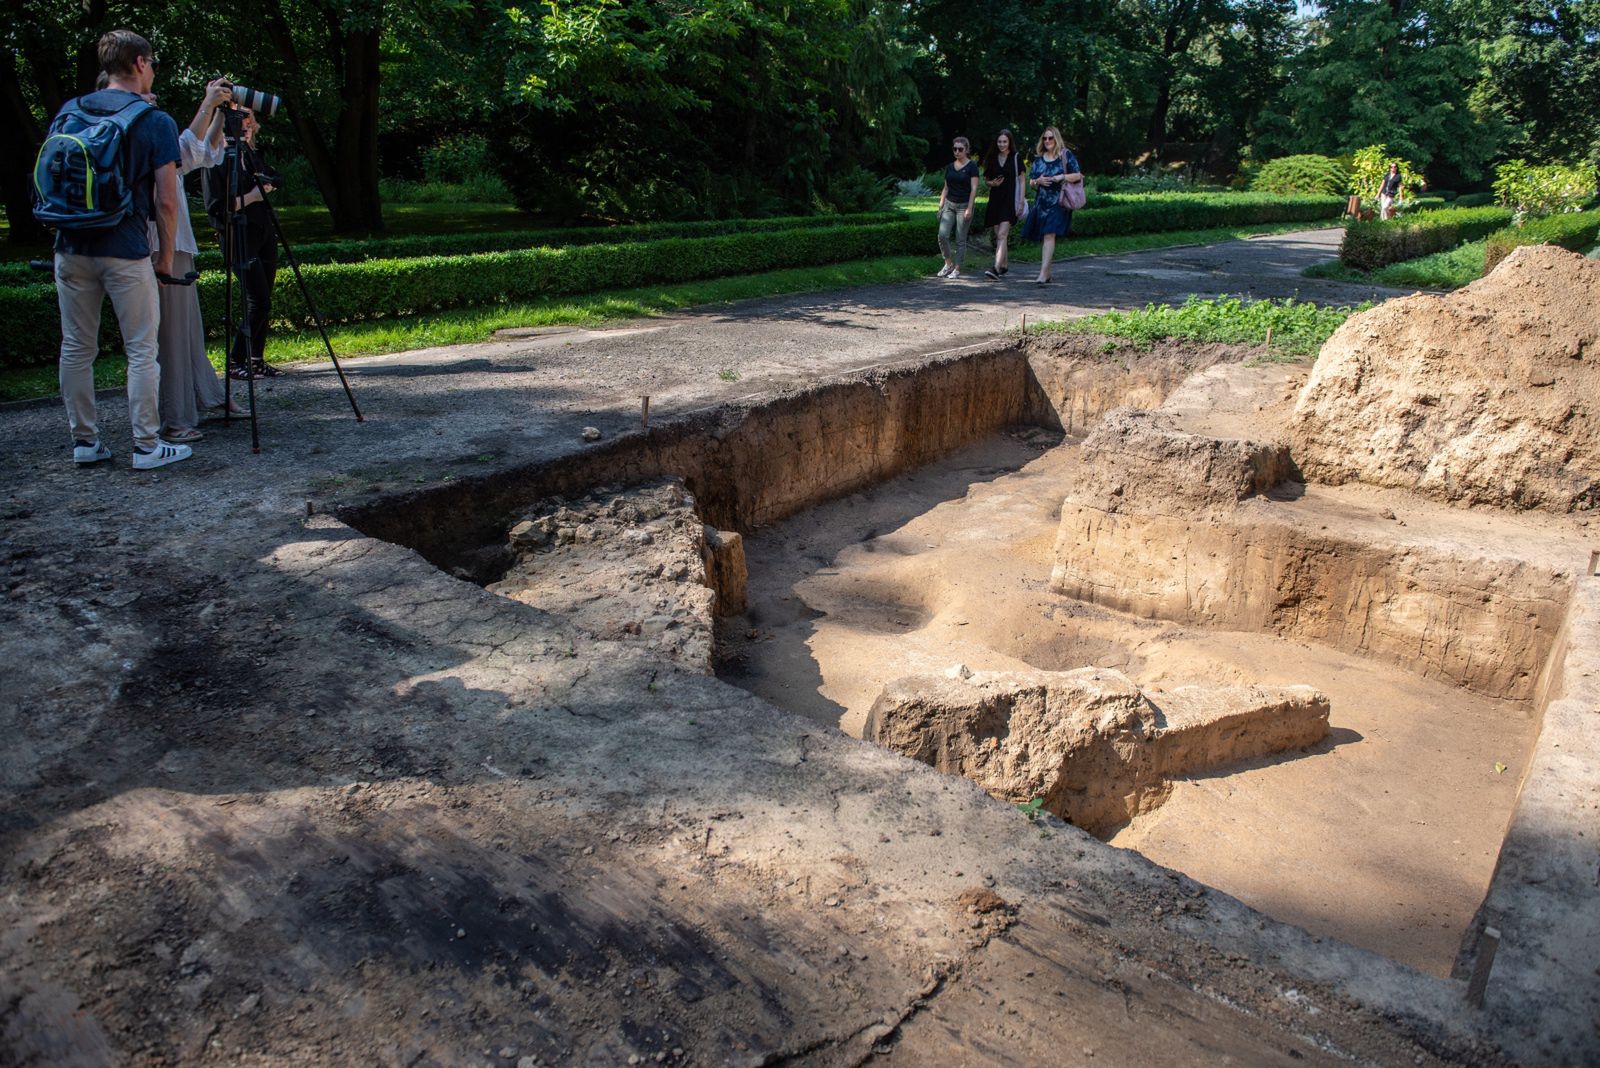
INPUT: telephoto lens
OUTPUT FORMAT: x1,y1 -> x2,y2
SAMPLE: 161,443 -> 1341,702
229,85 -> 282,117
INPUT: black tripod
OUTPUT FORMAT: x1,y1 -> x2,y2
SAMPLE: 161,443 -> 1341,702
216,109 -> 362,453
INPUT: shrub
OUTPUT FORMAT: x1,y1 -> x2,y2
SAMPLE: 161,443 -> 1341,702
264,155 -> 325,207
1483,210 -> 1600,271
815,166 -> 896,214
896,178 -> 935,198
1492,160 -> 1597,222
421,134 -> 495,185
1104,167 -> 1204,193
1454,192 -> 1496,208
378,176 -> 511,204
1251,155 -> 1350,198
1350,145 -> 1424,204
1400,195 -> 1451,213
1340,205 -> 1514,271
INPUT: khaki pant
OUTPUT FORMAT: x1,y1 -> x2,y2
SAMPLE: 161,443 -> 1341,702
56,252 -> 161,451
938,202 -> 973,267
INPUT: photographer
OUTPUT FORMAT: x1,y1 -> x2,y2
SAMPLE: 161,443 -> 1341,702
202,104 -> 280,379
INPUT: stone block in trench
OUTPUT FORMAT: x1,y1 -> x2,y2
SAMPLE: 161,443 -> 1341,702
1074,408 -> 1298,516
864,667 -> 1329,836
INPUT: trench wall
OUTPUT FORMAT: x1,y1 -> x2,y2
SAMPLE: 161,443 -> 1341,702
1452,578 -> 1600,1065
1050,507 -> 1570,702
343,343 -> 1029,567
344,339 -> 1200,571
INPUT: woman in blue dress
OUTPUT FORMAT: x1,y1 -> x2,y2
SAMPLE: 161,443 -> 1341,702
1021,127 -> 1083,286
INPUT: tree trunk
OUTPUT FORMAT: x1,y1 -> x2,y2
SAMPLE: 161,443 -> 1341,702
331,26 -> 383,233
0,52 -> 48,244
259,0 -> 384,233
1146,80 -> 1174,158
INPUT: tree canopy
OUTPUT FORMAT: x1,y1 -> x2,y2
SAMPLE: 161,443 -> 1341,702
2,0 -> 1594,237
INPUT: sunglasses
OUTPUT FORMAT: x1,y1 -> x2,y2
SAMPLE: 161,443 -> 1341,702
952,146 -> 966,152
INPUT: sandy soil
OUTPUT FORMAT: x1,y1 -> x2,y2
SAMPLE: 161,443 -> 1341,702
720,390 -> 1538,978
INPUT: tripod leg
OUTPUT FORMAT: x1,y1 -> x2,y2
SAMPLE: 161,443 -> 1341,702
263,198 -> 363,422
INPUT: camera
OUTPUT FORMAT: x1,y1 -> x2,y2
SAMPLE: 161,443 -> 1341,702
228,84 -> 281,117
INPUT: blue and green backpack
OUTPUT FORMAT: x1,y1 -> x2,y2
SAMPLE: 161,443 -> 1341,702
32,95 -> 156,232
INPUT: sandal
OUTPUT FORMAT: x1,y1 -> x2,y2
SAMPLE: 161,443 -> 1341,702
163,427 -> 204,443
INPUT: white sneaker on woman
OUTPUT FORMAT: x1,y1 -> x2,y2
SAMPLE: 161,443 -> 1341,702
935,264 -> 953,278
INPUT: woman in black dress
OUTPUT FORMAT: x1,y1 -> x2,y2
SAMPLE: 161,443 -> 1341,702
982,129 -> 1024,281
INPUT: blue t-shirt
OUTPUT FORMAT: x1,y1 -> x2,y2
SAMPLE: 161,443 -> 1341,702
54,90 -> 182,261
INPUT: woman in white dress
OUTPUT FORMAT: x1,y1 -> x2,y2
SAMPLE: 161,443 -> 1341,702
144,78 -> 241,442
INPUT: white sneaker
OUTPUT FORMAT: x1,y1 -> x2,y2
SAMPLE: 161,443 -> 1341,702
946,267 -> 962,279
132,439 -> 193,470
73,439 -> 112,465
935,264 -> 953,278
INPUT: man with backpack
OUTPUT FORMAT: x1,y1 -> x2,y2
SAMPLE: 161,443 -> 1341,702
41,29 -> 190,470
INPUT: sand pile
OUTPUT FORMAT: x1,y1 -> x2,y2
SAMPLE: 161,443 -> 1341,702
1291,245 -> 1600,512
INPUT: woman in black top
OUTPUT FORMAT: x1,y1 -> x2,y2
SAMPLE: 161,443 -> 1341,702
203,105 -> 280,379
1379,163 -> 1402,219
982,128 -> 1024,281
936,136 -> 980,278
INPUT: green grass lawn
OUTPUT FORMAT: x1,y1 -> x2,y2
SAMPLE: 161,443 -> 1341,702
1304,239 -> 1489,290
1034,294 -> 1369,360
0,218 -> 1334,403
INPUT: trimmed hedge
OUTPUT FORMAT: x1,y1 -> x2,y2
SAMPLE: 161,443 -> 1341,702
1454,192 -> 1496,208
1340,205 -> 1514,271
1071,193 -> 1343,234
0,194 -> 1346,368
1484,210 -> 1600,272
0,210 -> 906,287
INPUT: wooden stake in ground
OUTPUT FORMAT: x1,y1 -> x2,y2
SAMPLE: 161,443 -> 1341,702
641,396 -> 650,430
1264,326 -> 1274,350
1466,926 -> 1501,1008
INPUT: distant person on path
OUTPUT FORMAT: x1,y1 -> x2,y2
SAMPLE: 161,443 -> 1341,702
936,136 -> 980,279
51,30 -> 192,470
1021,127 -> 1082,286
982,128 -> 1025,281
147,77 -> 240,443
1380,163 -> 1402,220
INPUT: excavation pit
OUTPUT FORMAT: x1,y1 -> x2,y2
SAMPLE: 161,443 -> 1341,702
340,332 -> 1583,989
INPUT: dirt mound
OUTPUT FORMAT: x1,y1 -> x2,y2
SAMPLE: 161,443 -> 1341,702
1290,245 -> 1600,513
